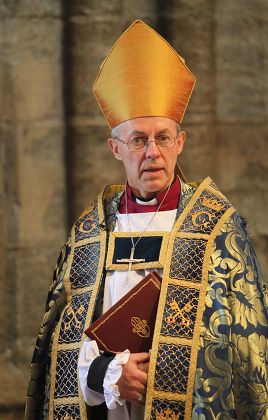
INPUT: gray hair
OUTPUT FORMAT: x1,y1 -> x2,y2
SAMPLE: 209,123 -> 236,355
111,125 -> 121,139
111,122 -> 182,138
175,123 -> 182,135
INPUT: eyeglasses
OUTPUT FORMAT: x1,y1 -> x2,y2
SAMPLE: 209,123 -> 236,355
113,134 -> 177,152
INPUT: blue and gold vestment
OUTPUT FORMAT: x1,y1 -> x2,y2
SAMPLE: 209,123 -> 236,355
25,178 -> 268,420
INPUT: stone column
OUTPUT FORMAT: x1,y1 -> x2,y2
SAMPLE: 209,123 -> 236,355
0,1 -> 66,417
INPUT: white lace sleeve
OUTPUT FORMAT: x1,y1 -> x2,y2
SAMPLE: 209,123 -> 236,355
103,350 -> 130,409
78,338 -> 105,406
78,338 -> 130,409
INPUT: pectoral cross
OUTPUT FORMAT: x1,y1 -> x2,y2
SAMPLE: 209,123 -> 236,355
117,246 -> 145,271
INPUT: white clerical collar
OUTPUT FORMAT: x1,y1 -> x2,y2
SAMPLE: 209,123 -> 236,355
135,197 -> 158,206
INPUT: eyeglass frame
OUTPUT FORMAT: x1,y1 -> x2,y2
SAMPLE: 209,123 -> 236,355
113,133 -> 179,152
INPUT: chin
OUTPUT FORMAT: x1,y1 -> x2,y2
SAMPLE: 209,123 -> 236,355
140,180 -> 168,196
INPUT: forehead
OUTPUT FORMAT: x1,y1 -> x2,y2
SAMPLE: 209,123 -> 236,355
118,116 -> 176,136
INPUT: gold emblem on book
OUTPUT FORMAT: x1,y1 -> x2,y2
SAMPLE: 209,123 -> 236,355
167,299 -> 192,327
156,408 -> 177,419
131,317 -> 150,337
64,305 -> 85,330
202,196 -> 224,212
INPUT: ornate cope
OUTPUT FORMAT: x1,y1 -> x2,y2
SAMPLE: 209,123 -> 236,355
25,178 -> 268,420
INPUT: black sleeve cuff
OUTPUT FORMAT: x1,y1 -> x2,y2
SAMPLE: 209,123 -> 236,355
87,352 -> 116,394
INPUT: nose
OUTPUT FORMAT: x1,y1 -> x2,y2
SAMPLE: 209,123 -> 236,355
145,140 -> 160,159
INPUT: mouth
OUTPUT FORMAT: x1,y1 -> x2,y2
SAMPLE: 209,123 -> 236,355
143,167 -> 163,173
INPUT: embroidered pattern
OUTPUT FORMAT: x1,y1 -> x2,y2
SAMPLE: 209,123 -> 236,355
170,238 -> 206,282
54,405 -> 80,419
166,299 -> 193,327
152,399 -> 185,420
201,196 -> 225,212
155,407 -> 179,420
55,349 -> 80,398
154,343 -> 191,394
70,243 -> 100,289
179,190 -> 231,234
75,201 -> 100,241
58,292 -> 92,344
161,285 -> 199,338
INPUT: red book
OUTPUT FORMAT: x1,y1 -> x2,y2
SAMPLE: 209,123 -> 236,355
85,272 -> 162,353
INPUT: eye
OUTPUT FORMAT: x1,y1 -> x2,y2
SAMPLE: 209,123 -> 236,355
157,135 -> 171,143
130,137 -> 147,145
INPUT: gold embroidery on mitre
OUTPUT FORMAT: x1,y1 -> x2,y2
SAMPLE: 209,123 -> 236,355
64,305 -> 85,331
167,299 -> 192,327
156,408 -> 178,420
201,196 -> 225,212
131,317 -> 150,337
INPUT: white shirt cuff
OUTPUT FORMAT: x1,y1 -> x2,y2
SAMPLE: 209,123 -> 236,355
78,339 -> 105,406
103,349 -> 130,409
78,338 -> 130,409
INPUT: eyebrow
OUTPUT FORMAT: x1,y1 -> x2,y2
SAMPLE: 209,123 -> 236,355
128,128 -> 171,137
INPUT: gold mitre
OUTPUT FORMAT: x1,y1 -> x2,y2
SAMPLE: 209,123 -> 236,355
93,20 -> 196,128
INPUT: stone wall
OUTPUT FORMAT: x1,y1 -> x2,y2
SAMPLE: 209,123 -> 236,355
1,0 -> 267,417
0,1 -> 66,418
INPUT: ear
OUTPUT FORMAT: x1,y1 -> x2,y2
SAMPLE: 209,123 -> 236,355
176,130 -> 186,155
107,138 -> 123,161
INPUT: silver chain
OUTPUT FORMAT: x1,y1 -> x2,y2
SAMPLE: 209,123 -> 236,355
125,182 -> 172,250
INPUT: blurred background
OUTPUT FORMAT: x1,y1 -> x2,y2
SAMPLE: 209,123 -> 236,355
0,0 -> 267,418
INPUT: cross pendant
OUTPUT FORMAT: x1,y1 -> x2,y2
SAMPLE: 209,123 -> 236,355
116,246 -> 145,271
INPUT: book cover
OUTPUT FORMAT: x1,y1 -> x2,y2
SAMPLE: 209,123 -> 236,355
84,272 -> 162,353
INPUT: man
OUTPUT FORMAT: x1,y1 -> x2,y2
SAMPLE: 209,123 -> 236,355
25,20 -> 268,420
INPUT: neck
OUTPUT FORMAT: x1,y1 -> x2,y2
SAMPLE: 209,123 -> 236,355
119,176 -> 181,214
130,175 -> 177,200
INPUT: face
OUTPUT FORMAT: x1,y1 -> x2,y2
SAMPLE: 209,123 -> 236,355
108,116 -> 186,198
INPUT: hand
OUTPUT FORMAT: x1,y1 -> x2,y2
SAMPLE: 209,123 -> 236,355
116,352 -> 150,405
137,361 -> 149,374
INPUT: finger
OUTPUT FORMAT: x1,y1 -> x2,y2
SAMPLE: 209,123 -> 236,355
128,393 -> 146,406
137,361 -> 149,373
137,372 -> 148,385
119,385 -> 145,401
130,352 -> 150,363
125,362 -> 148,384
129,381 -> 146,394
